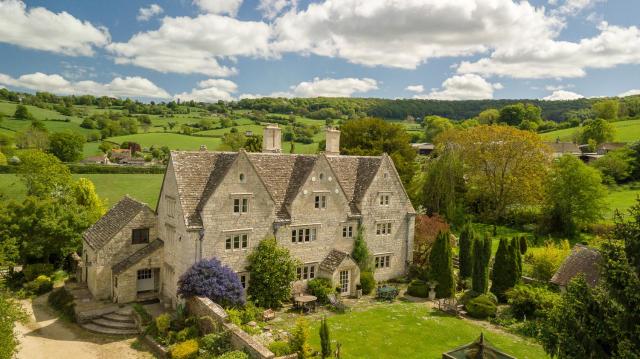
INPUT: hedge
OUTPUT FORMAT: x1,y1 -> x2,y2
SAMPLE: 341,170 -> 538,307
0,164 -> 165,174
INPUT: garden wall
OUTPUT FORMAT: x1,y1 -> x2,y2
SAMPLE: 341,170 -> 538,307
187,296 -> 275,359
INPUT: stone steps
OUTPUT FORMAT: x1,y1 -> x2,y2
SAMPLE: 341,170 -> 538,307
92,317 -> 137,329
81,322 -> 138,336
102,312 -> 133,323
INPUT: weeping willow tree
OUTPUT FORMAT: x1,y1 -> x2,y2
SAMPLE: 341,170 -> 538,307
414,145 -> 466,226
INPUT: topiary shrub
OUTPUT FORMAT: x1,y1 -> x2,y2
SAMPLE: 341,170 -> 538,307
268,341 -> 292,356
47,287 -> 75,320
307,278 -> 333,304
177,258 -> 245,308
359,271 -> 375,295
406,280 -> 429,298
506,284 -> 560,320
217,351 -> 249,359
199,331 -> 232,356
170,339 -> 199,359
465,294 -> 497,319
22,263 -> 54,282
24,275 -> 53,295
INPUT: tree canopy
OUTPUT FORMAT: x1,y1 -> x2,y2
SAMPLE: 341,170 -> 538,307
48,131 -> 85,162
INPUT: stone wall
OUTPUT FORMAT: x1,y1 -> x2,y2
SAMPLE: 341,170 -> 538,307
114,247 -> 164,303
187,296 -> 275,359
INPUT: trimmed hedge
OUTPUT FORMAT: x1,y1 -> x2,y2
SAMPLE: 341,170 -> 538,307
407,280 -> 429,298
465,294 -> 497,319
0,164 -> 165,174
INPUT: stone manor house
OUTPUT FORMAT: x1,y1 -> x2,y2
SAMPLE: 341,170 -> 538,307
80,125 -> 416,307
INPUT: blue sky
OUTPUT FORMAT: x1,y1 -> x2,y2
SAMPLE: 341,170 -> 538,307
0,0 -> 639,102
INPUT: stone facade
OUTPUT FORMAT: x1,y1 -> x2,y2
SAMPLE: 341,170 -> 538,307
84,126 -> 416,306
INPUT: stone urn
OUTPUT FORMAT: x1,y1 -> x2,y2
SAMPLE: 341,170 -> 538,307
427,281 -> 438,300
355,285 -> 362,299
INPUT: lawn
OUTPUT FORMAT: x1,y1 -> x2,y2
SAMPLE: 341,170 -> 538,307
102,132 -> 223,151
281,301 -> 547,359
0,173 -> 164,207
541,118 -> 640,143
605,182 -> 640,219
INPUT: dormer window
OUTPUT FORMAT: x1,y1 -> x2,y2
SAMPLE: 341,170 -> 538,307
132,228 -> 150,244
314,195 -> 327,209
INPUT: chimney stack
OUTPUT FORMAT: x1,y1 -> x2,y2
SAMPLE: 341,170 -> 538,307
325,127 -> 340,156
262,124 -> 282,153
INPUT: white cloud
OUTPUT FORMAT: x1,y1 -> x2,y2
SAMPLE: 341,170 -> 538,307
0,0 -> 110,56
542,90 -> 584,100
545,84 -> 574,91
174,79 -> 238,102
619,89 -> 640,97
193,0 -> 243,16
458,22 -> 640,79
137,4 -> 163,21
406,85 -> 424,93
107,14 -> 271,76
0,72 -> 170,99
273,0 -> 562,69
290,77 -> 377,97
549,0 -> 603,15
257,0 -> 296,19
414,74 -> 501,101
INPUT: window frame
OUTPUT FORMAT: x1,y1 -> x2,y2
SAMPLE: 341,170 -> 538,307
314,195 -> 327,209
374,255 -> 391,269
131,228 -> 150,244
376,222 -> 392,236
342,225 -> 353,238
291,227 -> 317,244
233,197 -> 249,214
296,263 -> 317,280
225,233 -> 249,251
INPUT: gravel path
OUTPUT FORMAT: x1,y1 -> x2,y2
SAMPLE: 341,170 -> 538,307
15,294 -> 154,359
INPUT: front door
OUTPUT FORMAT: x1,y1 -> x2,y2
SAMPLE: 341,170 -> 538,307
339,270 -> 350,296
137,269 -> 154,292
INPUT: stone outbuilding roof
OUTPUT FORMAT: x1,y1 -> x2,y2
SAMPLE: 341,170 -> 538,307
545,141 -> 580,155
169,150 -> 410,228
319,249 -> 351,272
83,196 -> 150,250
550,244 -> 602,287
112,239 -> 164,274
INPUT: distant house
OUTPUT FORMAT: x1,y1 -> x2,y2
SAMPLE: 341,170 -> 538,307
81,154 -> 110,165
110,149 -> 132,163
244,130 -> 254,137
411,143 -> 435,156
121,158 -> 147,166
596,142 -> 626,155
550,244 -> 601,292
545,140 -> 581,158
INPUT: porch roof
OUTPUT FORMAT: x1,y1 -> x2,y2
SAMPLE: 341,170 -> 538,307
112,239 -> 163,275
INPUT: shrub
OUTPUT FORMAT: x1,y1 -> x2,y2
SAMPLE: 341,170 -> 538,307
170,339 -> 198,359
268,341 -> 292,356
524,241 -> 570,281
177,258 -> 245,308
429,231 -> 455,298
226,308 -> 242,326
289,318 -> 313,359
217,351 -> 249,359
132,303 -> 152,324
47,287 -> 75,320
0,290 -> 26,359
491,238 -> 519,302
458,290 -> 480,305
199,331 -> 232,356
506,285 -> 560,320
465,294 -> 497,319
351,226 -> 371,270
407,280 -> 429,298
175,326 -> 199,342
240,301 -> 262,324
247,237 -> 298,309
24,275 -> 53,295
22,263 -> 54,281
307,278 -> 334,304
359,271 -> 376,295
156,313 -> 171,336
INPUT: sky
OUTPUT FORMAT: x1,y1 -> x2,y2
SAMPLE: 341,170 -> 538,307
0,0 -> 639,102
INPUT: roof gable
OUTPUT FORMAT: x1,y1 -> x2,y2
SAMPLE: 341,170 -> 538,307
112,239 -> 163,274
326,155 -> 382,213
319,249 -> 355,272
83,196 -> 149,250
550,244 -> 601,287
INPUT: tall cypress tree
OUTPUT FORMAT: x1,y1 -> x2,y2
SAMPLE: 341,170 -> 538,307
491,238 -> 519,302
510,237 -> 523,279
319,316 -> 331,359
458,222 -> 475,279
351,225 -> 370,271
429,231 -> 455,298
471,234 -> 491,294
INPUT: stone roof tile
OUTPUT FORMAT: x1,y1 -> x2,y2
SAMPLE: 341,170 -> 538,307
550,244 -> 601,287
83,196 -> 148,250
112,239 -> 163,274
319,249 -> 350,272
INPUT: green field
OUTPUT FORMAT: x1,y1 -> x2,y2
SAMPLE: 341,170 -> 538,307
605,183 -> 640,219
293,302 -> 547,359
0,173 -> 164,207
103,132 -> 223,151
541,118 -> 640,143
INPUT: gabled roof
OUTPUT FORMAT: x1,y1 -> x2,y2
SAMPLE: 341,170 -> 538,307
319,249 -> 352,272
169,150 -> 393,227
443,333 -> 516,359
83,196 -> 149,250
550,244 -> 601,287
545,141 -> 580,154
112,239 -> 163,274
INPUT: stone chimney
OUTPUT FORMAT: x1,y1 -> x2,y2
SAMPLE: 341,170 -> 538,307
262,124 -> 282,153
325,127 -> 340,155
199,144 -> 207,151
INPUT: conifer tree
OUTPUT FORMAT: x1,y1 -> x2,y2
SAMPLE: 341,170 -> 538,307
519,236 -> 528,255
511,237 -> 523,279
319,316 -> 331,359
458,222 -> 475,279
429,231 -> 455,298
351,225 -> 370,270
471,234 -> 491,294
491,238 -> 519,302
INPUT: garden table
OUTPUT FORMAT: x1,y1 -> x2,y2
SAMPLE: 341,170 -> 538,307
294,294 -> 317,313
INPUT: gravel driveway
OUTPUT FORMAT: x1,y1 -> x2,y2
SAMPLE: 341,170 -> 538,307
15,294 -> 154,359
